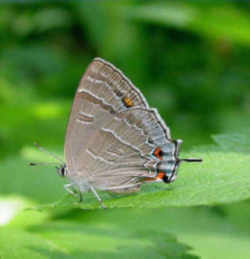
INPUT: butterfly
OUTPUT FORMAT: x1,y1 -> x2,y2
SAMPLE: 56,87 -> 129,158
56,58 -> 202,208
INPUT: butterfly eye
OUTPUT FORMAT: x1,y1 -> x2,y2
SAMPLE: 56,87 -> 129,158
56,165 -> 67,177
61,167 -> 65,176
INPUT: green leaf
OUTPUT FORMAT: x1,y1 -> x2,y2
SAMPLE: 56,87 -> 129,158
212,133 -> 250,152
2,196 -> 250,258
0,211 -> 198,259
0,197 -> 49,228
98,149 -> 250,208
48,205 -> 250,259
2,131 -> 250,209
0,157 -> 65,204
0,228 -> 65,259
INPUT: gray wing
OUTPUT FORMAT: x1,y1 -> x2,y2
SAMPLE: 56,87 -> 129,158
65,58 -> 173,192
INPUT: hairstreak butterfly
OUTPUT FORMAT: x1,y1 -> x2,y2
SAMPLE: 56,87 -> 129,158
35,58 -> 202,208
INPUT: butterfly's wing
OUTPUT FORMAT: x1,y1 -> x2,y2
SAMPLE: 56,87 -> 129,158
65,58 -> 175,192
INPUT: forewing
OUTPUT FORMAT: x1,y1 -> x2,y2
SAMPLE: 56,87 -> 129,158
77,58 -> 149,112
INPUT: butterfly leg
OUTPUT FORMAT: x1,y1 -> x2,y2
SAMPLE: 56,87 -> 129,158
65,184 -> 83,202
89,185 -> 107,209
64,183 -> 78,196
79,192 -> 83,202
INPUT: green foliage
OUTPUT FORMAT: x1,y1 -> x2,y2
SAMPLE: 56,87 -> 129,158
128,2 -> 250,45
0,215 -> 198,259
1,1 -> 250,258
1,197 -> 250,259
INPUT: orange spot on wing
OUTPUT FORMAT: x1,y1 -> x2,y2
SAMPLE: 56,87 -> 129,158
153,147 -> 163,160
144,172 -> 165,182
122,97 -> 133,107
156,172 -> 165,179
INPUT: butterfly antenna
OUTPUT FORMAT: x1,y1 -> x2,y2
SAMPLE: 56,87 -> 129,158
179,158 -> 202,163
33,142 -> 64,164
29,162 -> 60,167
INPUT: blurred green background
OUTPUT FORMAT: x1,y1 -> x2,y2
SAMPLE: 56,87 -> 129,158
1,1 -> 250,259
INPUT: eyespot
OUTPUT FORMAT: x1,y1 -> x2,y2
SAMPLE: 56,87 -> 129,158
153,147 -> 163,160
156,172 -> 165,180
163,174 -> 171,183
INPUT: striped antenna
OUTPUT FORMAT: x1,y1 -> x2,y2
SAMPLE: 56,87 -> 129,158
179,158 -> 202,163
29,162 -> 60,167
33,142 -> 64,164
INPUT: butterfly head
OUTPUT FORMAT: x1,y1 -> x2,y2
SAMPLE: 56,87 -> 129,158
56,164 -> 68,177
155,139 -> 202,184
